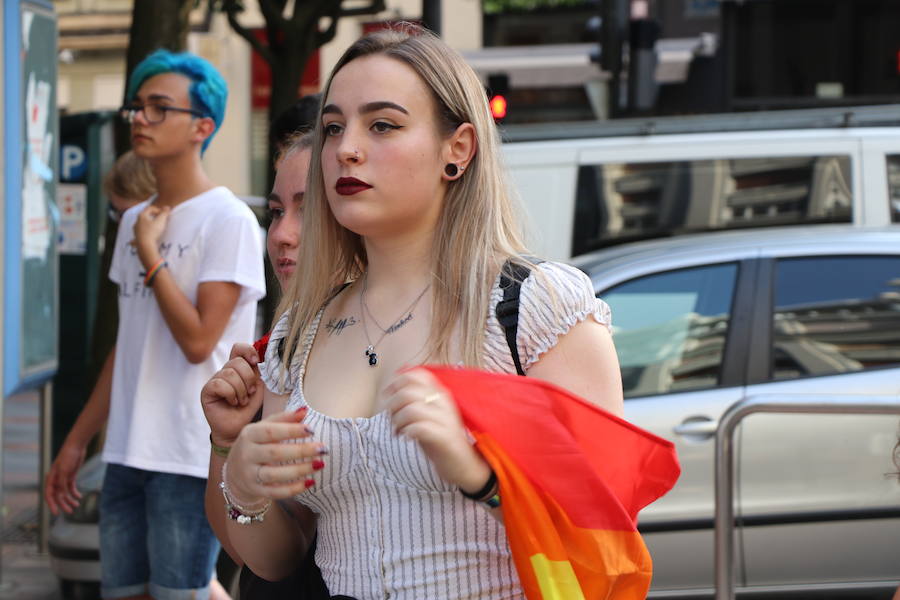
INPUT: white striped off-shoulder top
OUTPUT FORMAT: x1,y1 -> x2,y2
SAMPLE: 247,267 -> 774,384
259,261 -> 612,600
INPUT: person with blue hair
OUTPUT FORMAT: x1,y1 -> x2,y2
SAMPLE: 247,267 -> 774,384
126,49 -> 228,153
46,49 -> 265,600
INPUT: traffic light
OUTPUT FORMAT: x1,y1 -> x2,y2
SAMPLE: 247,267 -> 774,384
490,95 -> 507,120
487,74 -> 509,123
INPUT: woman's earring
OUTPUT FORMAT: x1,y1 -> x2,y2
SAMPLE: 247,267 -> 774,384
444,163 -> 465,178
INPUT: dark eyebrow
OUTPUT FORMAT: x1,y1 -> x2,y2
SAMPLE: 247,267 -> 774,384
266,193 -> 281,203
293,192 -> 305,203
360,101 -> 408,115
321,101 -> 409,117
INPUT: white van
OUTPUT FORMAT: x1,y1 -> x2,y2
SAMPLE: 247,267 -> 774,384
502,104 -> 900,260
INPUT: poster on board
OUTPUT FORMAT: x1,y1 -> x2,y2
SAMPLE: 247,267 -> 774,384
20,2 -> 58,381
24,72 -> 54,259
57,183 -> 87,255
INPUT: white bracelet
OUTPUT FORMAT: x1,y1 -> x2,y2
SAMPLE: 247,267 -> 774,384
220,462 -> 271,524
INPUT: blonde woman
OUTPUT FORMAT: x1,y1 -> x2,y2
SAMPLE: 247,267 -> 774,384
202,131 -> 332,599
202,25 -> 623,599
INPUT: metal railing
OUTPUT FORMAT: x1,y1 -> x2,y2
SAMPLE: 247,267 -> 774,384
714,394 -> 900,600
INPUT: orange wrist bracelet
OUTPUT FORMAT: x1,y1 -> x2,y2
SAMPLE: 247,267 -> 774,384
143,258 -> 167,287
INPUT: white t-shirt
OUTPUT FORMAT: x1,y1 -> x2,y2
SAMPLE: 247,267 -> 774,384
104,186 -> 266,478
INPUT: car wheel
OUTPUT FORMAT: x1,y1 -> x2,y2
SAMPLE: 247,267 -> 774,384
59,579 -> 101,600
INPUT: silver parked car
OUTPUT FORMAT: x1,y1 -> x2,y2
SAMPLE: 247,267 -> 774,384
572,224 -> 900,598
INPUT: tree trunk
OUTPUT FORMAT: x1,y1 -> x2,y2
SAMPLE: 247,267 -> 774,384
265,31 -> 317,188
267,56 -> 307,182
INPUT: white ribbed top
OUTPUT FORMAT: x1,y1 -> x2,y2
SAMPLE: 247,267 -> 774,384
260,261 -> 611,599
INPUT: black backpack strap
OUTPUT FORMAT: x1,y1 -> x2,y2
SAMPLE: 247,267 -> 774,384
495,260 -> 538,376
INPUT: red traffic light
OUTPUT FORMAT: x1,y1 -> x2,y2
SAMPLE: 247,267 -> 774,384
490,94 -> 508,120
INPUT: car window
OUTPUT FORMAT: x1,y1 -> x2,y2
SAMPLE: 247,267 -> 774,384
600,263 -> 738,399
772,255 -> 900,380
573,155 -> 852,256
887,155 -> 900,223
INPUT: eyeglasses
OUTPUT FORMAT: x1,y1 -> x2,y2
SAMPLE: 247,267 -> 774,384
118,104 -> 206,124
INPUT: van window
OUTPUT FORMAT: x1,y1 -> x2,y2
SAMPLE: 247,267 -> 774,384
600,263 -> 738,399
888,155 -> 900,223
772,256 -> 900,381
573,155 -> 852,256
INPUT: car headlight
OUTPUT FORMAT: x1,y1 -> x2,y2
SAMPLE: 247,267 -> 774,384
65,491 -> 100,524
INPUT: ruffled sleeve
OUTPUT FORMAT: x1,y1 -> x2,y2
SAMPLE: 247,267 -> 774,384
258,310 -> 297,395
515,261 -> 612,371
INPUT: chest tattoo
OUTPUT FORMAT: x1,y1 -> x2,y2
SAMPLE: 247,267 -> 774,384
385,312 -> 413,334
325,316 -> 359,336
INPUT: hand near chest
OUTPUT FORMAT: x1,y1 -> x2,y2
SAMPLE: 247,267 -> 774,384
132,204 -> 171,266
200,343 -> 264,446
382,368 -> 492,494
303,352 -> 491,494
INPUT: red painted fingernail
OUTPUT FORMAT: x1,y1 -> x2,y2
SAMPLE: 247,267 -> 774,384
295,406 -> 308,415
305,478 -> 316,488
312,460 -> 325,470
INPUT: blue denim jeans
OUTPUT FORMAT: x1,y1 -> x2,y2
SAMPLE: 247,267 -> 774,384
99,463 -> 220,600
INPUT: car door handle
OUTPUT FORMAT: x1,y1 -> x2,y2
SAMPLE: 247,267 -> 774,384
673,418 -> 719,437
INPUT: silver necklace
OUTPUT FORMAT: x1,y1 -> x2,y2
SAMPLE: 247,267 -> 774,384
359,274 -> 430,367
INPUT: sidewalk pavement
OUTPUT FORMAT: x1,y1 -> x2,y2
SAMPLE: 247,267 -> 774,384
0,389 -> 62,600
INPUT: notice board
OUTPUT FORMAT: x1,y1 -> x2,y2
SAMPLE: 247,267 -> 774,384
3,0 -> 59,395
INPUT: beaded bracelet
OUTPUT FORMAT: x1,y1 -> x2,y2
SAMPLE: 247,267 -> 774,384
220,462 -> 271,525
142,258 -> 168,287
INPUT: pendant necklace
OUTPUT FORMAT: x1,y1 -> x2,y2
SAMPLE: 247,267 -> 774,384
359,274 -> 430,367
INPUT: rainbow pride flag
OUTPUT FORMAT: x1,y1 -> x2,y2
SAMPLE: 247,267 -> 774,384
426,366 -> 681,600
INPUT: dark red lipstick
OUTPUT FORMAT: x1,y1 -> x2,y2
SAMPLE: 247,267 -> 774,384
335,177 -> 372,196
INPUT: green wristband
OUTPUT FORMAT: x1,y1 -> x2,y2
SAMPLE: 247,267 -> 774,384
210,434 -> 231,458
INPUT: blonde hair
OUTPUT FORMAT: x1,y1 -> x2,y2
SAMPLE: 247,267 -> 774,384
277,24 -> 538,370
103,150 -> 156,201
